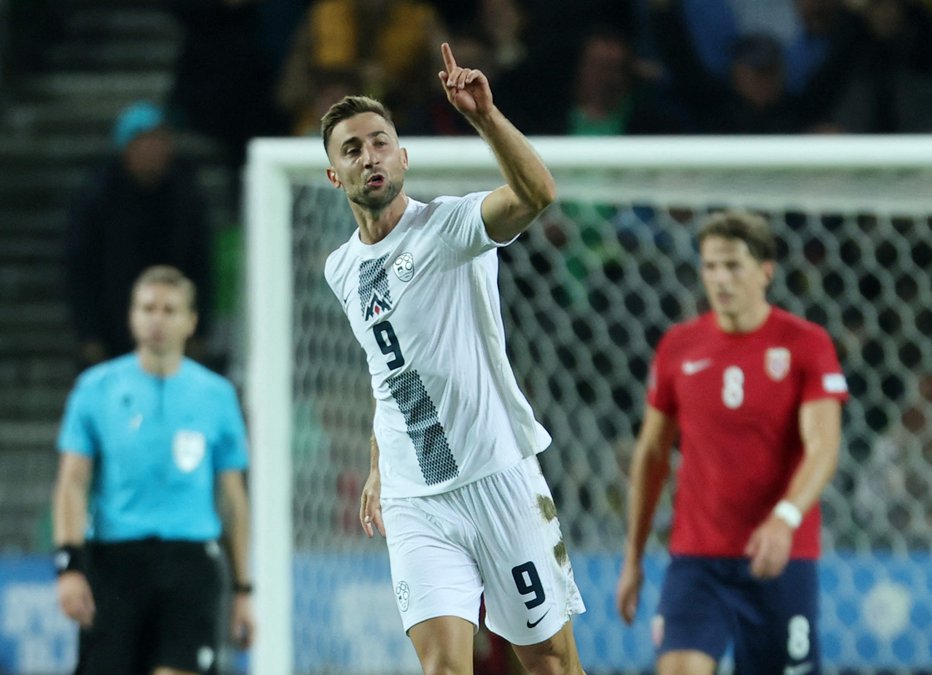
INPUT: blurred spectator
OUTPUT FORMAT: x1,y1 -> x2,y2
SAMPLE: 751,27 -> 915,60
824,0 -> 932,132
785,0 -> 857,95
555,24 -> 681,135
494,0 -> 640,132
670,0 -> 853,95
649,0 -> 806,133
674,0 -> 765,81
855,373 -> 932,548
65,102 -> 214,371
436,0 -> 529,76
257,0 -> 314,78
275,0 -> 443,136
166,0 -> 286,180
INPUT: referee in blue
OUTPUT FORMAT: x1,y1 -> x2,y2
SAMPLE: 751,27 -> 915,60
52,265 -> 255,675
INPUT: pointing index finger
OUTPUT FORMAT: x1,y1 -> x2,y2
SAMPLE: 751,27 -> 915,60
441,42 -> 457,73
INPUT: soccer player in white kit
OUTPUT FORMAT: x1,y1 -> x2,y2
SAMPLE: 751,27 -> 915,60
321,43 -> 587,674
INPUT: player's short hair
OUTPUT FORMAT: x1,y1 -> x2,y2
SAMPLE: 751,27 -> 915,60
132,265 -> 198,312
698,210 -> 776,262
320,95 -> 394,158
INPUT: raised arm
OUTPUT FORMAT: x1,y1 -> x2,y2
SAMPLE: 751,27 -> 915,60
437,42 -> 556,242
616,406 -> 678,624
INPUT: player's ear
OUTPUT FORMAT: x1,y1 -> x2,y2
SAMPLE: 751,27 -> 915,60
762,260 -> 775,286
326,167 -> 342,189
400,148 -> 409,171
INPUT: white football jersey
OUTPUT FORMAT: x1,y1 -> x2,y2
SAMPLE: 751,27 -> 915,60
324,192 -> 551,497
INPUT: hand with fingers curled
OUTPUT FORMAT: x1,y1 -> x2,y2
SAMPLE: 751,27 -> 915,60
615,558 -> 643,625
58,572 -> 96,628
744,514 -> 794,579
359,467 -> 385,538
437,41 -> 494,118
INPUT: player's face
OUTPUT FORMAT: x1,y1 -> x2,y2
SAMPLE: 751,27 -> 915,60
700,236 -> 773,321
326,112 -> 408,211
129,282 -> 197,357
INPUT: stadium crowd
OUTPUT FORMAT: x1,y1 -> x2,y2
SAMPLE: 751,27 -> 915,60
183,0 -> 932,147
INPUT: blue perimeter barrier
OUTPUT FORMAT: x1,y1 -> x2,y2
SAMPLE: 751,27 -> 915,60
1,552 -> 929,673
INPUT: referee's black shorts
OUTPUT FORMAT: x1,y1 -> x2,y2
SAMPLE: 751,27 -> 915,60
76,538 -> 223,675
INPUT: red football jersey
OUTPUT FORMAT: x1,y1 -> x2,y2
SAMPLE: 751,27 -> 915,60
648,306 -> 848,558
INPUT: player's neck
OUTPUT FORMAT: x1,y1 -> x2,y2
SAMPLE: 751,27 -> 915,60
354,194 -> 409,245
136,349 -> 184,377
716,302 -> 771,334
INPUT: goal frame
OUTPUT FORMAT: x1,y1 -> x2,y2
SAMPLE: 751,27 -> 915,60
244,134 -> 932,674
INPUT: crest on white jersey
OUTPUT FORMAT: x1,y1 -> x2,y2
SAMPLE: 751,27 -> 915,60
359,255 -> 393,319
173,430 -> 206,472
393,252 -> 415,282
364,291 -> 392,320
765,347 -> 791,381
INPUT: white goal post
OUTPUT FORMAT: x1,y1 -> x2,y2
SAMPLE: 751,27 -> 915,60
246,135 -> 932,675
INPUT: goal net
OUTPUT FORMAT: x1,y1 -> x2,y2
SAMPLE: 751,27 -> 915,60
245,136 -> 932,674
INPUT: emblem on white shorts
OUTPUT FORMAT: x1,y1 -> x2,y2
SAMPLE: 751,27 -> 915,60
173,430 -> 206,472
392,253 -> 415,282
395,581 -> 410,612
766,347 -> 791,381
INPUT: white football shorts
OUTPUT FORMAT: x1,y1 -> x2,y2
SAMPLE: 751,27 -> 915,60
382,456 -> 586,645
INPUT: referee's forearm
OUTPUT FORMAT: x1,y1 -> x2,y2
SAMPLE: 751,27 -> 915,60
52,479 -> 87,545
220,472 -> 251,584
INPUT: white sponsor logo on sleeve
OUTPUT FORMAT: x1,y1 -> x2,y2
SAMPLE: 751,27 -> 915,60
822,373 -> 848,393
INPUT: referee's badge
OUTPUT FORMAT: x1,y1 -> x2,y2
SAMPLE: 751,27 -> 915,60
173,430 -> 206,472
392,252 -> 415,282
765,347 -> 791,381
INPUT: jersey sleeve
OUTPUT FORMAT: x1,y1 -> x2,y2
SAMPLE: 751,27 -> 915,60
798,325 -> 849,403
646,332 -> 679,416
214,382 -> 250,472
434,191 -> 505,256
57,380 -> 98,457
324,246 -> 346,302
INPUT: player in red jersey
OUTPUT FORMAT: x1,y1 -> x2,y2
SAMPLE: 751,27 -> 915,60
615,211 -> 848,675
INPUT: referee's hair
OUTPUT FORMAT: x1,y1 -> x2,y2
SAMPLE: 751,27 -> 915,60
132,265 -> 198,312
697,210 -> 775,262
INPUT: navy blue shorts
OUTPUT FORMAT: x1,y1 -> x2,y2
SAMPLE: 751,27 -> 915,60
655,555 -> 820,675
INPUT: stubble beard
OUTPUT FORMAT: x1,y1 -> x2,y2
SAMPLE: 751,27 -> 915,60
350,179 -> 403,213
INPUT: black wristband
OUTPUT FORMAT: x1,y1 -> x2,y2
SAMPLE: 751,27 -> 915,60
232,581 -> 253,594
54,545 -> 85,576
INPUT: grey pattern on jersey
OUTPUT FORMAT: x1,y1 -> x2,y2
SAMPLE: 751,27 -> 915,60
387,370 -> 459,485
359,256 -> 393,320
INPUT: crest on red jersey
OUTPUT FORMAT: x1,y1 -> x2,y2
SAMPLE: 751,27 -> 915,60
765,347 -> 791,381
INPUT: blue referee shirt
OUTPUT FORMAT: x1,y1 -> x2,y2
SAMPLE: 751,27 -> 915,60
57,354 -> 249,542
